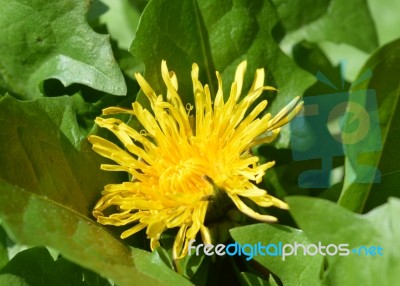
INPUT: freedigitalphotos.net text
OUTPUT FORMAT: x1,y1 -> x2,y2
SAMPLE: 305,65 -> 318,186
188,240 -> 383,261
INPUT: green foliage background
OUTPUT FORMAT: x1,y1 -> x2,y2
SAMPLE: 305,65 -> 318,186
0,0 -> 399,285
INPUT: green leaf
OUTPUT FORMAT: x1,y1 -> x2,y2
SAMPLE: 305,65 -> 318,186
100,0 -> 140,50
283,0 -> 378,53
0,181 -> 164,286
0,180 -> 192,286
338,38 -> 400,212
131,0 -> 314,147
0,273 -> 29,286
239,272 -> 270,286
292,41 -> 344,92
0,0 -> 126,99
0,95 -> 122,216
368,0 -> 400,45
0,226 -> 8,270
0,247 -> 110,286
148,234 -> 209,285
272,0 -> 330,32
87,0 -> 109,24
286,196 -> 400,285
230,224 -> 323,286
131,248 -> 193,286
127,0 -> 150,13
130,0 -> 217,105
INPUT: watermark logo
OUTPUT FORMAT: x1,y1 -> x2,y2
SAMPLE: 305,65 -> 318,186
188,240 -> 383,261
290,65 -> 382,188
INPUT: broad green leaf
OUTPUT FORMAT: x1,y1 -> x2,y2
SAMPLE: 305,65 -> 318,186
284,0 -> 378,53
0,247 -> 110,286
272,0 -> 330,32
0,95 -> 122,216
131,0 -> 314,147
230,224 -> 323,286
130,0 -> 217,105
339,38 -> 400,212
0,0 -> 126,99
368,0 -> 400,45
287,196 -> 400,286
0,181 -> 172,286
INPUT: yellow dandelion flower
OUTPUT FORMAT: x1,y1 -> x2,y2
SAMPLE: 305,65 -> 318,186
88,60 -> 303,260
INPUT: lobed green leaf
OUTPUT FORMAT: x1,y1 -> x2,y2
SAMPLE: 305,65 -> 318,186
0,0 -> 126,99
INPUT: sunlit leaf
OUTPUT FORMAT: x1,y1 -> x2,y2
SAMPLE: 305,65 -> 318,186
368,0 -> 400,45
130,0 -> 216,106
230,224 -> 323,286
0,95 -> 121,215
339,38 -> 400,212
0,0 -> 126,99
283,0 -> 378,53
287,196 -> 400,285
100,0 -> 140,50
0,181 -> 162,286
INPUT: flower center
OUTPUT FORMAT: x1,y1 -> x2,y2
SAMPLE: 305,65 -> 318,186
158,158 -> 211,197
156,155 -> 234,220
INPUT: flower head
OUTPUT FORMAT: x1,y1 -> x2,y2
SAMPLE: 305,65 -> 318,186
88,61 -> 302,259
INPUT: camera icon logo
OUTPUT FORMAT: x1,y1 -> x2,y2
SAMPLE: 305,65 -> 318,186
290,68 -> 382,188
